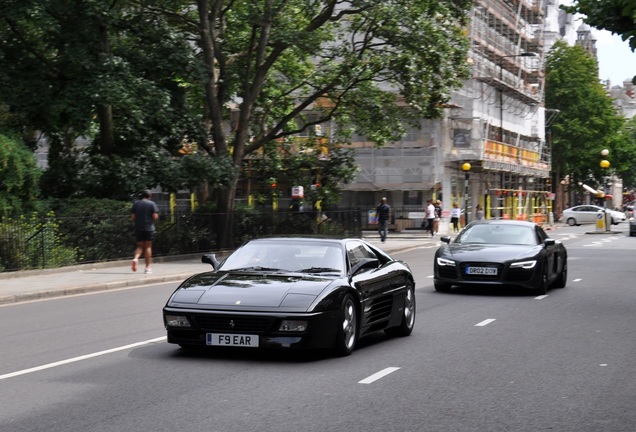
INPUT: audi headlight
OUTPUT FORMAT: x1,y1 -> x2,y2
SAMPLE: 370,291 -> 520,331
510,260 -> 537,269
278,320 -> 308,332
164,314 -> 191,327
436,257 -> 456,267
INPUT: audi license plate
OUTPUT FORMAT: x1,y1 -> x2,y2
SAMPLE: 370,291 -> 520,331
466,266 -> 498,276
206,333 -> 259,347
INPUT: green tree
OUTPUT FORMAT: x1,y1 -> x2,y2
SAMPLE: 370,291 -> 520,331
564,0 -> 636,50
613,116 -> 636,189
545,41 -> 625,208
0,133 -> 41,217
563,0 -> 636,82
176,0 -> 472,246
1,1 -> 472,249
0,0 -> 208,198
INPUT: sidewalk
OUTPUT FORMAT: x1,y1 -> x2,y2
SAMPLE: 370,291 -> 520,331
0,230 -> 434,305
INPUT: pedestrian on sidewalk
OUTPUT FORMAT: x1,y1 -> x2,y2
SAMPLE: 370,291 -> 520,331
475,203 -> 485,221
376,197 -> 391,243
433,200 -> 442,235
450,202 -> 461,233
131,189 -> 159,274
425,199 -> 436,237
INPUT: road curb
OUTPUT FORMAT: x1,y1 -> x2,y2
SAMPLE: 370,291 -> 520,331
0,273 -> 194,305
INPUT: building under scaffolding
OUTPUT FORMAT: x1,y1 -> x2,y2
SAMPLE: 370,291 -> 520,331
342,0 -> 554,224
444,0 -> 550,221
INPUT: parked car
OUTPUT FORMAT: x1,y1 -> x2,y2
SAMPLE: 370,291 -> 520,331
163,237 -> 416,356
562,204 -> 626,226
434,220 -> 567,295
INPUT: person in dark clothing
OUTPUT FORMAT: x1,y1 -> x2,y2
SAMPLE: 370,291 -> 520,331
433,200 -> 442,235
425,199 -> 436,237
376,197 -> 391,243
131,190 -> 159,274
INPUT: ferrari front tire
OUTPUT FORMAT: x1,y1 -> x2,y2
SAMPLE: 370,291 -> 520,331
334,294 -> 358,356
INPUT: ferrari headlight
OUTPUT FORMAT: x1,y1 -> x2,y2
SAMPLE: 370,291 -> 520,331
165,314 -> 191,327
436,257 -> 456,267
278,320 -> 308,332
510,260 -> 537,269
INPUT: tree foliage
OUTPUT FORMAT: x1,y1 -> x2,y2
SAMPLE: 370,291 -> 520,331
613,116 -> 636,189
563,0 -> 636,83
564,0 -> 636,50
0,1 -> 472,247
0,133 -> 41,217
183,0 -> 472,245
0,0 -> 218,198
545,41 -> 626,193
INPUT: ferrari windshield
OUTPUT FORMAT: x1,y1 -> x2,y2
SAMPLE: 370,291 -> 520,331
220,240 -> 345,274
456,224 -> 538,245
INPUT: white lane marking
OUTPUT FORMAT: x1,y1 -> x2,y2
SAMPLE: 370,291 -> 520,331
534,295 -> 549,300
0,336 -> 166,381
573,278 -> 582,282
358,367 -> 400,384
475,319 -> 496,327
583,242 -> 604,247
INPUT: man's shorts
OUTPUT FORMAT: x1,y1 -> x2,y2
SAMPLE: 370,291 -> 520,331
135,230 -> 154,242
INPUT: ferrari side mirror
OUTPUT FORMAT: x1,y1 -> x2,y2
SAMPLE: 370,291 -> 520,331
202,253 -> 220,270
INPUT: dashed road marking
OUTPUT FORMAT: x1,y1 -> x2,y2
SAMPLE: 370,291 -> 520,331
358,367 -> 401,384
475,319 -> 496,327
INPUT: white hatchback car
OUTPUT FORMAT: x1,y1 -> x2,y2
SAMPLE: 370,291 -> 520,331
562,205 -> 626,226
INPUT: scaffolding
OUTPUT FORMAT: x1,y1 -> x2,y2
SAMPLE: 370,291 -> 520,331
444,0 -> 550,220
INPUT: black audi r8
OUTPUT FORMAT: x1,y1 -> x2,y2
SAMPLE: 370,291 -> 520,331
434,220 -> 567,295
163,237 -> 416,356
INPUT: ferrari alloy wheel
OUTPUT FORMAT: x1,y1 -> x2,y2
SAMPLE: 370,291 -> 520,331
335,294 -> 357,356
386,281 -> 416,337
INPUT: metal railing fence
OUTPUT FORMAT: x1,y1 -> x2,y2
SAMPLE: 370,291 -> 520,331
0,209 -> 363,272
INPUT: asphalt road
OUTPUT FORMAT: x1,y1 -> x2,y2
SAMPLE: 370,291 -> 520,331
1,224 -> 635,432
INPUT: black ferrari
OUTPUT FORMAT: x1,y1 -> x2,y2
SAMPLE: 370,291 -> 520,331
163,237 -> 416,356
434,220 -> 567,295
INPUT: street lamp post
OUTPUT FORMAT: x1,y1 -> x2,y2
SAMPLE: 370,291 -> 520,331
462,162 -> 471,225
600,149 -> 611,231
600,148 -> 610,207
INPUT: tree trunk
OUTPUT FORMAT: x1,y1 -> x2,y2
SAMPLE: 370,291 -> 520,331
217,177 -> 238,249
97,104 -> 114,155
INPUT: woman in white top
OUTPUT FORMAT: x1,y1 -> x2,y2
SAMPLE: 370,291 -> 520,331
450,202 -> 461,233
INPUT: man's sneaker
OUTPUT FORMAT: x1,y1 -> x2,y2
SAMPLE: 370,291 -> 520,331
144,268 -> 152,274
132,259 -> 138,272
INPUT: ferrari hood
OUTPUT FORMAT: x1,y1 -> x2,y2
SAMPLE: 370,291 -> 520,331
169,271 -> 334,308
441,244 -> 541,262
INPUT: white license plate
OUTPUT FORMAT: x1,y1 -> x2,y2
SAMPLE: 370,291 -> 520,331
206,333 -> 259,347
466,266 -> 498,275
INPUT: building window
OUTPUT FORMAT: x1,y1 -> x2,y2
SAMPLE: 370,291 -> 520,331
403,191 -> 423,206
